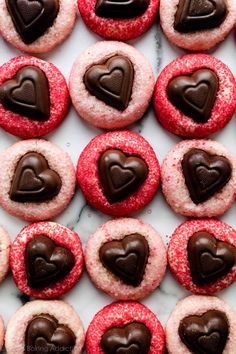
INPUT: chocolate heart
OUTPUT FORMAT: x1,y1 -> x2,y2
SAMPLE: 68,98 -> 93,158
25,314 -> 76,354
99,233 -> 149,286
10,152 -> 62,203
0,66 -> 50,121
182,148 -> 232,204
84,55 -> 134,111
6,0 -> 59,44
167,69 -> 218,123
174,0 -> 227,32
95,0 -> 150,19
101,322 -> 151,354
99,149 -> 148,203
179,310 -> 229,354
188,231 -> 235,286
26,234 -> 75,288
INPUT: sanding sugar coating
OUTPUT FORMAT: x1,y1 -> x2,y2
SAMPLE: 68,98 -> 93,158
166,295 -> 236,354
0,56 -> 69,138
0,0 -> 76,53
77,130 -> 160,216
0,317 -> 4,351
85,218 -> 167,300
10,222 -> 84,299
0,139 -> 76,221
160,0 -> 236,50
161,139 -> 236,217
0,226 -> 10,286
69,41 -> 155,129
78,0 -> 159,40
86,301 -> 165,353
5,300 -> 85,353
154,54 -> 236,138
168,219 -> 236,294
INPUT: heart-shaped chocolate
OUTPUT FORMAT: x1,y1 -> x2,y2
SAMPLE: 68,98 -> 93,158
99,233 -> 149,286
10,152 -> 62,203
182,148 -> 232,204
95,0 -> 150,19
84,55 -> 134,111
6,0 -> 59,44
25,314 -> 76,354
101,322 -> 151,354
26,234 -> 75,288
179,310 -> 229,354
167,69 -> 218,123
0,66 -> 50,121
99,149 -> 148,203
174,0 -> 227,32
188,231 -> 235,286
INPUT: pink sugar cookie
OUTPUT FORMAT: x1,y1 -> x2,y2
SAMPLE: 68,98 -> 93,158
10,222 -> 84,299
0,0 -> 76,53
161,139 -> 236,217
78,0 -> 159,40
160,0 -> 236,51
154,54 -> 236,138
166,295 -> 236,354
0,316 -> 4,351
0,226 -> 11,285
0,139 -> 76,221
86,301 -> 165,353
168,219 -> 236,295
69,41 -> 155,130
77,130 -> 160,216
0,56 -> 69,138
85,218 -> 167,300
5,300 -> 85,353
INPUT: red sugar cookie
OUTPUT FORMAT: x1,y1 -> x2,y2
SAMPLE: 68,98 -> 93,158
10,222 -> 84,299
154,54 -> 236,138
77,130 -> 160,216
86,301 -> 165,353
168,219 -> 236,294
0,56 -> 69,138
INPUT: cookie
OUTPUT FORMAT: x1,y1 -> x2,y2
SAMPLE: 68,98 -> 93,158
77,130 -> 160,216
154,54 -> 236,138
160,0 -> 236,50
86,301 -> 165,354
0,226 -> 11,285
166,295 -> 236,354
10,222 -> 84,299
5,300 -> 85,353
78,0 -> 159,40
85,218 -> 167,300
69,41 -> 154,129
161,139 -> 236,217
168,219 -> 236,295
0,0 -> 76,53
0,139 -> 76,221
0,56 -> 69,138
0,317 -> 4,352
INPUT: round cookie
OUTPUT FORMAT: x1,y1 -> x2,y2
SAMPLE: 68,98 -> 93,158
166,295 -> 236,354
154,54 -> 236,138
168,219 -> 236,294
0,316 -> 4,351
10,222 -> 84,299
86,301 -> 165,353
161,139 -> 236,217
0,139 -> 76,221
85,218 -> 167,300
69,41 -> 155,129
0,0 -> 76,53
0,226 -> 11,285
78,0 -> 159,40
0,56 -> 69,138
5,300 -> 85,353
77,130 -> 160,216
160,0 -> 236,50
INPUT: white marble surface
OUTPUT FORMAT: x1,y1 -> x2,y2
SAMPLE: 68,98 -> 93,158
0,10 -> 236,352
